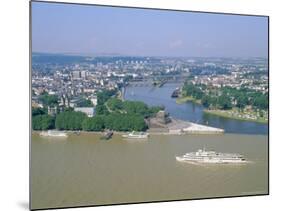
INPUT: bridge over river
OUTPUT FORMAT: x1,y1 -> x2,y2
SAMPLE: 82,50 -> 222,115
127,75 -> 186,87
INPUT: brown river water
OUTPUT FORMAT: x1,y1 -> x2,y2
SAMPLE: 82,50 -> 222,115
31,132 -> 268,209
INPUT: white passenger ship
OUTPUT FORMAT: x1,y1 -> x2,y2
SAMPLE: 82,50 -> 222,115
39,130 -> 68,138
122,131 -> 149,139
176,148 -> 247,164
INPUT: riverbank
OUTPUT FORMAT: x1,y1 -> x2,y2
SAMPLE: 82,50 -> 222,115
32,117 -> 225,136
175,96 -> 267,124
32,130 -> 127,136
176,95 -> 201,104
124,83 -> 268,134
204,109 -> 268,124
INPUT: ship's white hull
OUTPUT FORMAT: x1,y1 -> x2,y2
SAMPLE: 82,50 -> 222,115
176,156 -> 248,164
122,135 -> 148,139
122,132 -> 149,139
40,131 -> 68,138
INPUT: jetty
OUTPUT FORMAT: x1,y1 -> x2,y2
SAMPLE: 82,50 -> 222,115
100,131 -> 113,140
152,79 -> 167,87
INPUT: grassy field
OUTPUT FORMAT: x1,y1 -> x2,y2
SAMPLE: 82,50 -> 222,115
176,96 -> 201,104
204,109 -> 268,124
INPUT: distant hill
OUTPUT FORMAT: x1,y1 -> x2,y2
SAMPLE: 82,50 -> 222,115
32,52 -> 86,65
32,52 -> 159,65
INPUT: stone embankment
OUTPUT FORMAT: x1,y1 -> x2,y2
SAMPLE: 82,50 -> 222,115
148,117 -> 224,135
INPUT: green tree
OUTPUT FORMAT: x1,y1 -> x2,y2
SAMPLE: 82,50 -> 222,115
95,104 -> 109,115
236,95 -> 248,109
55,111 -> 87,130
32,114 -> 55,130
123,101 -> 149,117
182,83 -> 203,99
82,116 -> 105,131
253,94 -> 268,110
104,113 -> 147,131
77,98 -> 93,107
107,98 -> 123,111
32,107 -> 47,116
217,95 -> 232,110
201,95 -> 210,108
39,94 -> 59,107
97,89 -> 117,105
148,106 -> 164,117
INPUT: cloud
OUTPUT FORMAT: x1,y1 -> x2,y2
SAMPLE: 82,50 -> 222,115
169,39 -> 183,48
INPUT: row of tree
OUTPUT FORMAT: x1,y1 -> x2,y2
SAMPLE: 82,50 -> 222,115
82,113 -> 147,131
55,111 -> 87,130
32,110 -> 147,132
201,94 -> 232,110
32,114 -> 55,130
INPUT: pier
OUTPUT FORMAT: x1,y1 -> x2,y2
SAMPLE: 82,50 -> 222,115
128,75 -> 185,87
152,79 -> 167,87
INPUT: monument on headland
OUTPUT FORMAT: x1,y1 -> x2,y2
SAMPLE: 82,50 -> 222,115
148,110 -> 224,134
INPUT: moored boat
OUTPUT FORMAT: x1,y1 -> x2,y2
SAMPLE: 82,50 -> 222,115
171,88 -> 180,98
122,131 -> 149,139
39,130 -> 68,138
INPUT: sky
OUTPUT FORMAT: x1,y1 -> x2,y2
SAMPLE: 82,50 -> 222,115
32,1 -> 268,57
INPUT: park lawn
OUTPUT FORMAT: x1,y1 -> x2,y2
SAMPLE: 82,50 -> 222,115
176,95 -> 201,104
203,109 -> 268,124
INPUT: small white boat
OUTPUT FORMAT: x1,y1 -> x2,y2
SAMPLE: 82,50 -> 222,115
40,130 -> 68,138
122,131 -> 149,139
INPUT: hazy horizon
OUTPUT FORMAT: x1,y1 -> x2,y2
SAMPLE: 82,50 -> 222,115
32,51 -> 268,59
32,2 -> 268,58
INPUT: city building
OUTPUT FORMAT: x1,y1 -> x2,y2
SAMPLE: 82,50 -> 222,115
74,107 -> 95,117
